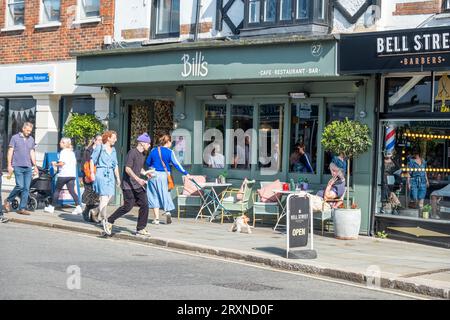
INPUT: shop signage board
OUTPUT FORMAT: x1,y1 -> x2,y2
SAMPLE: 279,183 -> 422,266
286,194 -> 317,259
77,41 -> 337,86
0,65 -> 55,94
339,26 -> 450,74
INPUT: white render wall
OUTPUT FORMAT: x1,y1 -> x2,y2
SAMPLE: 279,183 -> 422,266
377,0 -> 433,30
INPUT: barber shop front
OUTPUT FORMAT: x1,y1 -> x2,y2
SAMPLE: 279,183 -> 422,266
340,26 -> 450,248
76,36 -> 377,235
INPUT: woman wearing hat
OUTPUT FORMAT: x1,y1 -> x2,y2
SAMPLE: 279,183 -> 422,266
102,133 -> 152,236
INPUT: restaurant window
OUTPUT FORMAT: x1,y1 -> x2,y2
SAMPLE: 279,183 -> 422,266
231,105 -> 253,170
7,98 -> 37,142
323,102 -> 355,174
434,73 -> 450,112
7,0 -> 25,26
384,76 -> 433,113
203,104 -> 226,169
289,103 -> 318,173
78,0 -> 100,19
42,0 -> 60,23
377,120 -> 450,222
152,0 -> 180,38
258,104 -> 283,171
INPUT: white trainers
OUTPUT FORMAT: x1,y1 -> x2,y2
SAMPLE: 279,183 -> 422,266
71,205 -> 83,215
102,219 -> 112,235
151,219 -> 160,225
44,205 -> 55,214
135,229 -> 150,237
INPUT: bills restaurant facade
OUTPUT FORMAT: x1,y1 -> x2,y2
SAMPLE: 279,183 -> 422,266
340,26 -> 450,248
75,36 -> 378,236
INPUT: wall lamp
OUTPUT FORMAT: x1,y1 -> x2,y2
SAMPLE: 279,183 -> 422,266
289,92 -> 309,99
176,85 -> 184,93
111,87 -> 120,95
212,93 -> 232,100
354,80 -> 365,88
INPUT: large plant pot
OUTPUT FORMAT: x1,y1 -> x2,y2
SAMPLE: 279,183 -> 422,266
333,208 -> 361,240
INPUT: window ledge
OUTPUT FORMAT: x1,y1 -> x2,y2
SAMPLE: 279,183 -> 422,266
72,17 -> 101,25
1,26 -> 25,32
34,22 -> 62,29
142,37 -> 181,46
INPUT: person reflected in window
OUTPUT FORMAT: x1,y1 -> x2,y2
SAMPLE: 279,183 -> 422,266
407,148 -> 429,215
233,136 -> 250,169
290,142 -> 314,173
381,151 -> 401,214
208,143 -> 225,169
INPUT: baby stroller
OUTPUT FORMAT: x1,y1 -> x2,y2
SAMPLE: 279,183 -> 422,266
11,167 -> 52,211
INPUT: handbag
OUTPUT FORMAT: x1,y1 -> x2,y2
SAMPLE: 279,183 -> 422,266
83,146 -> 102,183
158,147 -> 175,191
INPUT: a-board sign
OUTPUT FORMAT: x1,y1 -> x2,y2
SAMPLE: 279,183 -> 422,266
286,194 -> 317,259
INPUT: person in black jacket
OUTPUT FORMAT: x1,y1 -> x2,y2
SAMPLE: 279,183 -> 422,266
0,145 -> 9,223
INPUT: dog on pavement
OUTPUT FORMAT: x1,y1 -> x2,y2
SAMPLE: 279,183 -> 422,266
230,214 -> 252,234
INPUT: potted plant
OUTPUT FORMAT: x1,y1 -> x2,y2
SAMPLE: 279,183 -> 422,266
297,176 -> 309,191
321,118 -> 372,239
421,204 -> 432,219
63,113 -> 105,147
218,170 -> 228,184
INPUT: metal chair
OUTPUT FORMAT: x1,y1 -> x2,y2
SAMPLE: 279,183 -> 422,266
220,180 -> 255,223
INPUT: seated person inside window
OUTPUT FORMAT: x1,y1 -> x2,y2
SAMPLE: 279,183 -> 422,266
289,142 -> 314,173
430,183 -> 450,219
207,144 -> 225,169
309,162 -> 346,212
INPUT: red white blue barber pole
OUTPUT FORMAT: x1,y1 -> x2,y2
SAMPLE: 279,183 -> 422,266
385,125 -> 396,154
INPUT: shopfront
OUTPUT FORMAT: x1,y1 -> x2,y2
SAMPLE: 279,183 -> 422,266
76,36 -> 377,235
340,26 -> 450,248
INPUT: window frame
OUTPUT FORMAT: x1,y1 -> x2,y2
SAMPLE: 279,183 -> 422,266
77,0 -> 100,21
40,0 -> 61,24
6,0 -> 25,27
151,0 -> 180,39
244,0 -> 328,29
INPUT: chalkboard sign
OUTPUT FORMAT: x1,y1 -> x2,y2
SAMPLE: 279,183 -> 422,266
286,194 -> 316,259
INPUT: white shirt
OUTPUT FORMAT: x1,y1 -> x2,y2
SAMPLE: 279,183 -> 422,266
208,153 -> 225,168
58,149 -> 77,178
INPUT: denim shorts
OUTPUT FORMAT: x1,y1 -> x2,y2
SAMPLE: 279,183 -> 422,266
410,177 -> 427,200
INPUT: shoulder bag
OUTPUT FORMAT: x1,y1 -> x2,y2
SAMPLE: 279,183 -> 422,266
158,147 -> 175,191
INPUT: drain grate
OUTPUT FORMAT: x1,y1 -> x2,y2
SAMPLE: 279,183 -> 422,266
213,282 -> 282,292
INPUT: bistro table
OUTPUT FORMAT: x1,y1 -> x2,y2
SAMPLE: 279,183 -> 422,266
195,182 -> 233,222
272,189 -> 310,231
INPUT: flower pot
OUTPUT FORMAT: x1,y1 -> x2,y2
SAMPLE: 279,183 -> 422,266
333,208 -> 361,240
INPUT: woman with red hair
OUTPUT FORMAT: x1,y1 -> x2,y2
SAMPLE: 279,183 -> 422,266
90,131 -> 121,228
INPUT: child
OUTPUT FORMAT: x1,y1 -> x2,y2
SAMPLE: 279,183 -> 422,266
44,138 -> 82,215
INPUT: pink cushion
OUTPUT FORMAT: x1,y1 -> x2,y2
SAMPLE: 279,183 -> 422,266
182,175 -> 206,196
257,180 -> 283,203
236,178 -> 248,201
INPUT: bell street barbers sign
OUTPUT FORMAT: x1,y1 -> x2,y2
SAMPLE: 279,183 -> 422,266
339,26 -> 450,74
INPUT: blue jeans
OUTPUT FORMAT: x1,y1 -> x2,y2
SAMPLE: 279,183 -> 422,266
7,166 -> 33,210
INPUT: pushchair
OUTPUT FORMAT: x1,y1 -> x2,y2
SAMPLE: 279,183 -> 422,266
11,167 -> 52,211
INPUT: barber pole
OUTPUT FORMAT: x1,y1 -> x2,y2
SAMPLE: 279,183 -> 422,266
385,126 -> 396,154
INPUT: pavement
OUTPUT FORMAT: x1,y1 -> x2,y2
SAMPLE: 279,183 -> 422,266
1,185 -> 450,299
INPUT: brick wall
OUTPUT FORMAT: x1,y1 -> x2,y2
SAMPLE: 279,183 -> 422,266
393,0 -> 444,15
0,0 -> 114,64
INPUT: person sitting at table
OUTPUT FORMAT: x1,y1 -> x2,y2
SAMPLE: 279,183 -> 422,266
289,142 -> 314,173
430,183 -> 450,219
207,144 -> 225,169
308,162 -> 346,212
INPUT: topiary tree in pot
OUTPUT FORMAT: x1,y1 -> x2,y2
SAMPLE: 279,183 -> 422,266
63,113 -> 105,147
321,118 -> 372,239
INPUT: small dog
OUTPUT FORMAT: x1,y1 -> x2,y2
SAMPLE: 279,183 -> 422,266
230,214 -> 252,234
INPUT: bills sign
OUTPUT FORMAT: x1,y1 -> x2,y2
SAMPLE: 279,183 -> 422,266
339,26 -> 450,74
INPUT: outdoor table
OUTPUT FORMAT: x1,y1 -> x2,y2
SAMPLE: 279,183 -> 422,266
196,183 -> 232,222
273,189 -> 310,231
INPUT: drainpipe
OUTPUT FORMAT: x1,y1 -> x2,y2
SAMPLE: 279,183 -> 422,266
370,74 -> 381,237
194,0 -> 202,41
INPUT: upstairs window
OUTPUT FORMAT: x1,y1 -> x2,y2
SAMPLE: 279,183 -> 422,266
443,0 -> 450,12
79,0 -> 100,20
245,0 -> 328,28
42,0 -> 61,23
7,0 -> 25,26
152,0 -> 180,38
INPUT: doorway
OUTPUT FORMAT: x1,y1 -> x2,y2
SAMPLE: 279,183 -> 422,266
126,100 -> 174,152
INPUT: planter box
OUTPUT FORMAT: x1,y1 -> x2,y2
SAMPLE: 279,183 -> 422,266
333,208 -> 361,240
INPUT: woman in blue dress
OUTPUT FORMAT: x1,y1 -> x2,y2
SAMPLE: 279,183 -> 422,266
90,131 -> 121,226
146,134 -> 190,225
407,148 -> 429,214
